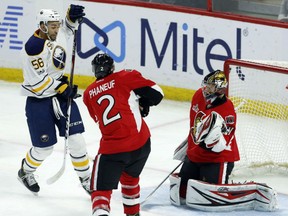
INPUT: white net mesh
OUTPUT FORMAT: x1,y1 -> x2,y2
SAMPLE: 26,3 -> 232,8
224,59 -> 288,177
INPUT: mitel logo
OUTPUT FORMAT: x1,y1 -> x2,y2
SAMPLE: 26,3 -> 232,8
140,19 -> 242,75
0,5 -> 23,50
77,17 -> 125,62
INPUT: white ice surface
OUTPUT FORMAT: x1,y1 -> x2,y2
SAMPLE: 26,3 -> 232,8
0,81 -> 287,216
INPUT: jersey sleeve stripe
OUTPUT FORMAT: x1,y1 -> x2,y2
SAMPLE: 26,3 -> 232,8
22,77 -> 55,97
31,77 -> 52,93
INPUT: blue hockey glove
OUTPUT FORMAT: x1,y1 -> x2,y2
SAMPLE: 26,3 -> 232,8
59,75 -> 69,84
67,4 -> 85,23
55,83 -> 80,99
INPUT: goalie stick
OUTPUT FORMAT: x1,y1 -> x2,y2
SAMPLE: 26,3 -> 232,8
141,161 -> 183,206
46,29 -> 78,185
234,99 -> 247,112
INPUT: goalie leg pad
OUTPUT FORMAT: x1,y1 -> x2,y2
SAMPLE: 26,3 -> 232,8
169,173 -> 186,206
186,179 -> 278,212
254,183 -> 278,211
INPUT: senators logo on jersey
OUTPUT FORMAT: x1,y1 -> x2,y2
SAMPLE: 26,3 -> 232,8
192,111 -> 205,142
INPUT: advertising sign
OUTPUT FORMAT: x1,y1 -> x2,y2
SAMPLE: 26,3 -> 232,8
0,0 -> 287,90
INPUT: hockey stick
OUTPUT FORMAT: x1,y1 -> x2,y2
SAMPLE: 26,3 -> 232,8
235,99 -> 247,112
141,161 -> 183,206
46,29 -> 78,185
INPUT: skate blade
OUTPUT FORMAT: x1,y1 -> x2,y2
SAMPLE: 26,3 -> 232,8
17,177 -> 39,196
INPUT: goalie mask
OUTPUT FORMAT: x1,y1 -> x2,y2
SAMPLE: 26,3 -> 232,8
92,53 -> 115,79
202,70 -> 228,103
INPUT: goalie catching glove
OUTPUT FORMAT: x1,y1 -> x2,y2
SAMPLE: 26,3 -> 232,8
193,111 -> 228,153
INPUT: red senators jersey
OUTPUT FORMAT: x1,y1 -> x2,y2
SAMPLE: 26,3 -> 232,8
187,88 -> 240,163
83,69 -> 162,154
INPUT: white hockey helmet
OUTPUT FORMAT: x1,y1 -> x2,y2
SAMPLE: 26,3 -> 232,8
36,9 -> 61,27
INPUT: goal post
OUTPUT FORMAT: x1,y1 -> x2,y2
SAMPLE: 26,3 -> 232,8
223,59 -> 288,176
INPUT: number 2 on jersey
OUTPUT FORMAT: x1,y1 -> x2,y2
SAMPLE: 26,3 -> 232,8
97,94 -> 121,126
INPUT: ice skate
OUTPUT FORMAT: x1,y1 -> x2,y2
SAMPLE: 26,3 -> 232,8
17,159 -> 40,196
80,176 -> 91,195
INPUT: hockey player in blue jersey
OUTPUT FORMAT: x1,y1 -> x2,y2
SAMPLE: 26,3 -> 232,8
17,5 -> 91,195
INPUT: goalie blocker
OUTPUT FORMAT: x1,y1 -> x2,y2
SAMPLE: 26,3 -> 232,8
169,173 -> 277,212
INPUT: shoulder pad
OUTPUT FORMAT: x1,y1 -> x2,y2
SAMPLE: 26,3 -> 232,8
25,35 -> 45,56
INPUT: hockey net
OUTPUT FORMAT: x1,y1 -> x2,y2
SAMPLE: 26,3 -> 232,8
224,59 -> 288,176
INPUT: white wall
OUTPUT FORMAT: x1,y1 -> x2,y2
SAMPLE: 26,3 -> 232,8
0,0 -> 287,90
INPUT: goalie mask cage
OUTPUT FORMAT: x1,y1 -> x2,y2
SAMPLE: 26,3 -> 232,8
224,59 -> 288,176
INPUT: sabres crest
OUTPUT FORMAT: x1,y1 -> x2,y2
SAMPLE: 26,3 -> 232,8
52,45 -> 66,69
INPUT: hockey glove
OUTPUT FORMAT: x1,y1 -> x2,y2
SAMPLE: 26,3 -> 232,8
55,83 -> 81,100
66,4 -> 85,23
59,75 -> 69,84
139,98 -> 150,117
140,105 -> 150,117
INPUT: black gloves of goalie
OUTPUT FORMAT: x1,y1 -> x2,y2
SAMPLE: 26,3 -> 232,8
139,98 -> 150,117
55,82 -> 81,100
67,4 -> 85,23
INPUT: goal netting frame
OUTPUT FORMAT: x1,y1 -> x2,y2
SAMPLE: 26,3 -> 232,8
223,59 -> 288,176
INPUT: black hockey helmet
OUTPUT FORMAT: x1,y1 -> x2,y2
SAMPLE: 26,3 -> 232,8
91,53 -> 115,79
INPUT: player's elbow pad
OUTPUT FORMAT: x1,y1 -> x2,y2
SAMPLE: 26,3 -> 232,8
151,91 -> 164,106
134,87 -> 163,106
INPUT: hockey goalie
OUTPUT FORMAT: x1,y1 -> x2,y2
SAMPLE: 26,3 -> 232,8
170,70 -> 278,212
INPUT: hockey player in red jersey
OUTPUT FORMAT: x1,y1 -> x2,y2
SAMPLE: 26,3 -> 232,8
170,70 -> 277,211
83,53 -> 164,216
179,69 -> 239,193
